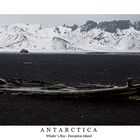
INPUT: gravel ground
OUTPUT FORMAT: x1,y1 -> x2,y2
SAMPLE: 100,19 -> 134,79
0,94 -> 140,125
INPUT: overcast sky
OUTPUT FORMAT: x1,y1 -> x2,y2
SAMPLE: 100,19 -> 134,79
0,14 -> 140,27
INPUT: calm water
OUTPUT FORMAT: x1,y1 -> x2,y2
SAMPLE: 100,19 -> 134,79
0,53 -> 140,86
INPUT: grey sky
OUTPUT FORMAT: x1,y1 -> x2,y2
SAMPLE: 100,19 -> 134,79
0,14 -> 140,27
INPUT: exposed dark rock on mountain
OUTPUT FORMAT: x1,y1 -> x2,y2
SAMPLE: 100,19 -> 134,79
133,21 -> 140,31
117,20 -> 131,29
54,27 -> 61,34
70,24 -> 78,31
63,24 -> 78,31
80,20 -> 97,32
98,20 -> 131,33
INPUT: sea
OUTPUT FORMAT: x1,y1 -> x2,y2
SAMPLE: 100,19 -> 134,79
0,52 -> 140,86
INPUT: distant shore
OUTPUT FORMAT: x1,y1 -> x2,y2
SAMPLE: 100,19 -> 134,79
1,51 -> 140,55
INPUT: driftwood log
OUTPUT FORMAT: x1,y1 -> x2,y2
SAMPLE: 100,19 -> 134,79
0,77 -> 140,100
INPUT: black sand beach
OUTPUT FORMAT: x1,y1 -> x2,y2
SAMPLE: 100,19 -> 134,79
0,53 -> 140,125
0,94 -> 140,125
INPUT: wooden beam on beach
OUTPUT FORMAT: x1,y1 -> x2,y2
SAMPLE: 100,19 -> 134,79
0,85 -> 139,98
0,77 -> 139,99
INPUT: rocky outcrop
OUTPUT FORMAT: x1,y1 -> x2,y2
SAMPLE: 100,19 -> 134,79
98,20 -> 131,33
70,24 -> 78,31
54,27 -> 61,34
20,49 -> 29,53
133,21 -> 140,31
63,24 -> 78,31
117,20 -> 131,29
80,20 -> 97,32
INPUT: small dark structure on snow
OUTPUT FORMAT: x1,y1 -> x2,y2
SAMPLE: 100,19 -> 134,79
20,49 -> 29,53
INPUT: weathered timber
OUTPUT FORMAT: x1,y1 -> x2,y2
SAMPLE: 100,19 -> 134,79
0,85 -> 139,98
0,77 -> 140,99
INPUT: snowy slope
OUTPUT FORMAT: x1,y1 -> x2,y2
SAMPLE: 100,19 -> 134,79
0,20 -> 140,52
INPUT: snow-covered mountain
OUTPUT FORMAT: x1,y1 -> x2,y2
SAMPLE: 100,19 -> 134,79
1,20 -> 140,53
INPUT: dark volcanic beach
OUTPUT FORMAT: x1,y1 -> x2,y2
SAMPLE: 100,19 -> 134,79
0,94 -> 140,125
0,53 -> 140,125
